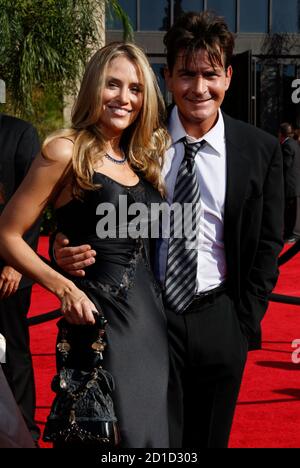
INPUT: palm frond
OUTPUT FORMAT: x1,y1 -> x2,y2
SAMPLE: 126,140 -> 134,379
105,0 -> 134,41
0,0 -> 134,117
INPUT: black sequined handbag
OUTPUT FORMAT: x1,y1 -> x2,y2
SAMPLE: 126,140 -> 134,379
43,313 -> 120,447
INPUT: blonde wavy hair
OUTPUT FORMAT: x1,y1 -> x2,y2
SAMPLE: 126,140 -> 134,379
43,42 -> 170,198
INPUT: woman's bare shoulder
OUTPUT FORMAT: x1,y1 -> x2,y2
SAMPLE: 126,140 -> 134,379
42,137 -> 75,165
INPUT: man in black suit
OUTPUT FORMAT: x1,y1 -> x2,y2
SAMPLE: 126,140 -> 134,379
52,12 -> 283,448
0,113 -> 41,442
279,122 -> 300,242
159,12 -> 283,448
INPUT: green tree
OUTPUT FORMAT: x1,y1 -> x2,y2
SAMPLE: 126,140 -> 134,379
0,0 -> 133,118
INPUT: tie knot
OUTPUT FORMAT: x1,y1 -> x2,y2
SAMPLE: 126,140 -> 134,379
183,139 -> 205,160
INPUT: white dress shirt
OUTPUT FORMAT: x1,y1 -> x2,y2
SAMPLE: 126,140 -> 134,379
157,106 -> 227,292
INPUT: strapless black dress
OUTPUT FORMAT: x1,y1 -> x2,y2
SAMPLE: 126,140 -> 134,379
56,173 -> 169,448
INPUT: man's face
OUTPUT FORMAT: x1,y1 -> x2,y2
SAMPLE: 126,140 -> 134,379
165,49 -> 232,137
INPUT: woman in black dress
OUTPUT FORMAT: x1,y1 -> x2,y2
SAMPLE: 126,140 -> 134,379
0,42 -> 170,447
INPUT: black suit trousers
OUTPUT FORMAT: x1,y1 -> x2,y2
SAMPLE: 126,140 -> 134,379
166,291 -> 248,448
0,286 -> 39,439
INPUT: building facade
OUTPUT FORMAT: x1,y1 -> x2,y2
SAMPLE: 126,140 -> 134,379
106,0 -> 300,135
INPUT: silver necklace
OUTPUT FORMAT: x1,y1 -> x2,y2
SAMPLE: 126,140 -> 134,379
104,150 -> 127,165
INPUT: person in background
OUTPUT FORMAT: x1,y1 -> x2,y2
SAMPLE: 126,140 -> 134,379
0,113 -> 41,443
279,122 -> 300,242
293,128 -> 300,146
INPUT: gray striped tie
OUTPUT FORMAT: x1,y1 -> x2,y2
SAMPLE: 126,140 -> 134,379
164,139 -> 205,314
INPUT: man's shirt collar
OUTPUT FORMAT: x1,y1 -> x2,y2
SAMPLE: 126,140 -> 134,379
169,106 -> 225,157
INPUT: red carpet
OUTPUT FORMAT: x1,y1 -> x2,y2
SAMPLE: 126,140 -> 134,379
29,237 -> 300,448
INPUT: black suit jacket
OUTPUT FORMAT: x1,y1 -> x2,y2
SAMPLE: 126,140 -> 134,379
281,137 -> 300,198
164,108 -> 283,349
222,113 -> 284,349
0,113 -> 41,289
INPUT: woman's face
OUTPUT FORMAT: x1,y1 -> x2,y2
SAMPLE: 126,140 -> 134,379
99,55 -> 144,140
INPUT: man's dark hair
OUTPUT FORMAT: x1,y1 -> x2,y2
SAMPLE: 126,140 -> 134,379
164,11 -> 235,73
279,122 -> 293,138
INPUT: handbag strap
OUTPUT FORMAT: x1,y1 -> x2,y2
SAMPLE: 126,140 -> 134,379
56,313 -> 108,366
